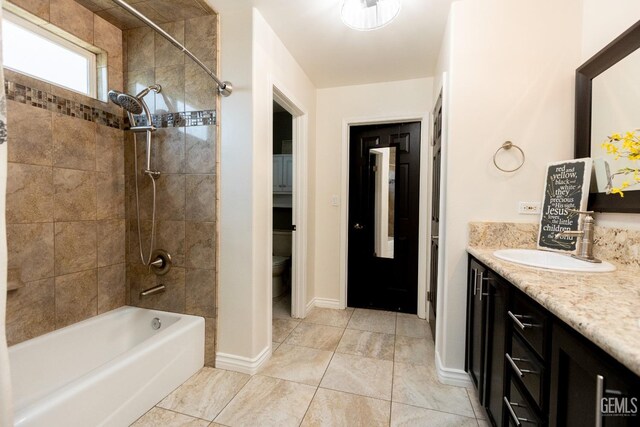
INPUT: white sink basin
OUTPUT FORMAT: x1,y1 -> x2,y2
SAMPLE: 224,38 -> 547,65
493,249 -> 616,272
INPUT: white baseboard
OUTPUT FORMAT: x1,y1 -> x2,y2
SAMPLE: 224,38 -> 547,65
215,345 -> 271,375
435,350 -> 473,388
313,298 -> 342,309
304,297 -> 343,316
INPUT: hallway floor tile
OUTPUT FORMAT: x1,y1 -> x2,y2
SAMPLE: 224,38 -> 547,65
130,307 -> 485,426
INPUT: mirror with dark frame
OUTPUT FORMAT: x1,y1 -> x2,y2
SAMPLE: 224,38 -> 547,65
575,19 -> 640,213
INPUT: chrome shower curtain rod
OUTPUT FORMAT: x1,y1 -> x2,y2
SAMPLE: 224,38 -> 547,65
111,0 -> 232,97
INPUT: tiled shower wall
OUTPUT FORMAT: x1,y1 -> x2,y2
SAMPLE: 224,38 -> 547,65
123,13 -> 219,365
5,0 -> 126,345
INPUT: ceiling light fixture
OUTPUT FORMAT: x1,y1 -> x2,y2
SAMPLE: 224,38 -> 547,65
341,0 -> 401,31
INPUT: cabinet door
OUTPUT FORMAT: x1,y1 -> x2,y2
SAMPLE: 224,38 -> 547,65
549,322 -> 640,427
282,155 -> 293,192
485,272 -> 508,426
467,258 -> 487,403
273,155 -> 284,192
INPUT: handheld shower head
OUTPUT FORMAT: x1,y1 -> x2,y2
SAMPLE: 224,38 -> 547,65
108,89 -> 144,115
136,84 -> 162,99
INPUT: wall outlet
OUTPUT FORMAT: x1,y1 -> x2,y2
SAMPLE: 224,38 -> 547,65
518,201 -> 541,215
331,195 -> 339,206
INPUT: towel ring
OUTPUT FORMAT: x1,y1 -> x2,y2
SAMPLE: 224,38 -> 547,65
493,141 -> 525,173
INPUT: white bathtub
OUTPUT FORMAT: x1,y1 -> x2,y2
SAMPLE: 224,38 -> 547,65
9,306 -> 204,427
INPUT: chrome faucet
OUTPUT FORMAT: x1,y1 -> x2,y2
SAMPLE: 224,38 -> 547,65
554,209 -> 601,263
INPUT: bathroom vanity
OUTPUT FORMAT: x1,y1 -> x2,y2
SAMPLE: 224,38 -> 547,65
466,247 -> 640,426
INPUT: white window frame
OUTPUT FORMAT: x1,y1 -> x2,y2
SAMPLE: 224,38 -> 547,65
3,11 -> 97,98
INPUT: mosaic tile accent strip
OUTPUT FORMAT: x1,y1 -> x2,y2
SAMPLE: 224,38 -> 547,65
130,110 -> 216,128
5,80 -> 122,129
5,80 -> 217,129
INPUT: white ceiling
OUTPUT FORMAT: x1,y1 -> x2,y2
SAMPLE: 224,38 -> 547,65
211,0 -> 454,89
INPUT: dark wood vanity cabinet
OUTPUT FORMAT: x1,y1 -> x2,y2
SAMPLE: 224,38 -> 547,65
466,255 -> 640,427
549,322 -> 640,427
466,258 -> 508,426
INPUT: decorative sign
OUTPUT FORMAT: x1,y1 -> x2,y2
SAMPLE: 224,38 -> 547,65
537,159 -> 593,253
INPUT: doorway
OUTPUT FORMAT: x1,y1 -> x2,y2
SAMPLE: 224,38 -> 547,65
347,122 -> 421,313
272,100 -> 294,319
428,91 -> 443,338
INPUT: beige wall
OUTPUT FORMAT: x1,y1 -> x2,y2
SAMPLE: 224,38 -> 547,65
213,2 -> 318,369
123,13 -> 219,366
314,78 -> 433,305
5,0 -> 125,345
434,0 -> 583,376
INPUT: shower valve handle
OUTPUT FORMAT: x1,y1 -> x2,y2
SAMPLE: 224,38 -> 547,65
144,169 -> 161,179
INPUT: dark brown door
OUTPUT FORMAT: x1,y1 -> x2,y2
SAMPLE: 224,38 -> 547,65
429,91 -> 442,337
347,122 -> 421,313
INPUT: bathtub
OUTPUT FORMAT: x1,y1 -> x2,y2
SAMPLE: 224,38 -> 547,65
9,306 -> 204,427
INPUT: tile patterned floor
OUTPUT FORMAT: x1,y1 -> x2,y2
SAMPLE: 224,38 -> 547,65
131,306 -> 488,427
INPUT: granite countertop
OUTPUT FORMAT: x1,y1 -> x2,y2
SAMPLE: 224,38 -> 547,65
468,245 -> 640,377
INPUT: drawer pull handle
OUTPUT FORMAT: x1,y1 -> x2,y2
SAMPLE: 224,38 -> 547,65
596,374 -> 604,427
508,311 -> 538,330
506,353 -> 538,377
504,397 -> 535,426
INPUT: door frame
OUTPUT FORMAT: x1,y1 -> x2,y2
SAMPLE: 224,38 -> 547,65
339,113 -> 431,318
272,85 -> 308,319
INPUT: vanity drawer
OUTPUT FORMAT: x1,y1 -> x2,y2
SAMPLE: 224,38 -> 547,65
509,290 -> 547,359
507,333 -> 545,409
505,378 -> 543,427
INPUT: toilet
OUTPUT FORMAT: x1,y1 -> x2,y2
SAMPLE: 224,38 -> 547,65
272,255 -> 290,298
272,230 -> 292,298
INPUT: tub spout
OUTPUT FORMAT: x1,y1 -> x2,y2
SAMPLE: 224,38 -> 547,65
140,284 -> 165,297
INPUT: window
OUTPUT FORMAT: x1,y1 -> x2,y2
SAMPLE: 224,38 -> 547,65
2,11 -> 97,97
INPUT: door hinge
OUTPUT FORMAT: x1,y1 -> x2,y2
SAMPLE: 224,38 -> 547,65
372,165 -> 378,172
427,291 -> 431,302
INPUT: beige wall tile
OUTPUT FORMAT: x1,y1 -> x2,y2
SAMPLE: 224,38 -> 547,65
156,220 -> 185,266
97,172 -> 125,220
50,0 -> 94,44
127,27 -> 154,72
185,14 -> 216,63
107,65 -> 124,93
7,223 -> 54,283
96,124 -> 125,174
53,168 -> 97,221
185,61 -> 217,111
155,21 -> 185,68
98,219 -> 126,266
156,174 -> 186,220
93,14 -> 123,70
10,0 -> 50,21
185,126 -> 215,173
7,101 -> 53,166
155,65 -> 185,114
185,175 -> 215,222
185,221 -> 215,269
155,127 -> 185,173
6,163 -> 54,223
205,317 -> 215,366
55,269 -> 98,328
6,278 -> 55,345
55,221 -> 97,275
98,263 -> 126,313
148,0 -> 206,21
185,268 -> 215,317
126,68 -> 156,112
52,114 -> 96,171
